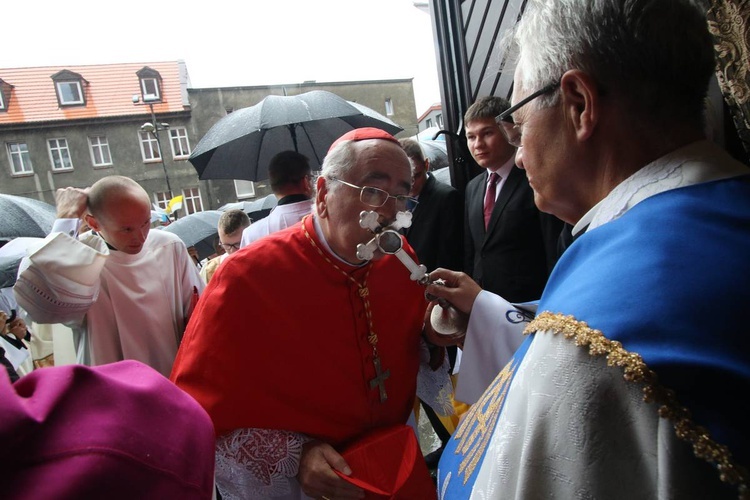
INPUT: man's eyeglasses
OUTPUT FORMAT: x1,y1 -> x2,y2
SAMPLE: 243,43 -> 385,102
219,242 -> 241,252
495,80 -> 561,147
330,178 -> 418,211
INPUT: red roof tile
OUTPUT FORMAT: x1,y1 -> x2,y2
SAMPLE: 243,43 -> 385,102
0,61 -> 188,125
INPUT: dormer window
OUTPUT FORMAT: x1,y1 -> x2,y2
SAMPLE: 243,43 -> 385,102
137,67 -> 163,102
51,70 -> 87,107
0,78 -> 9,111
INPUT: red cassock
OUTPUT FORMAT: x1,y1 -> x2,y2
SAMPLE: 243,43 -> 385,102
171,215 -> 428,448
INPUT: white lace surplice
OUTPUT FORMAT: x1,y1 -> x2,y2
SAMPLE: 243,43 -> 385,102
215,348 -> 452,500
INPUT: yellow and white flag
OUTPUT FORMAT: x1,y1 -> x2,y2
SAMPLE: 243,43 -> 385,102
166,195 -> 184,215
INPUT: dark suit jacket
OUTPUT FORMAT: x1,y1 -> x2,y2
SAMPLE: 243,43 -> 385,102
465,166 -> 563,303
404,174 -> 463,272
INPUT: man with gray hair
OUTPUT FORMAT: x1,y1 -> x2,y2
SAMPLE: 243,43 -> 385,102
426,0 -> 750,497
173,128 -> 450,499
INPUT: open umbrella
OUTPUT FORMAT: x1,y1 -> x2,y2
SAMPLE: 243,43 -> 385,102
161,210 -> 222,261
0,237 -> 45,287
417,139 -> 449,170
0,194 -> 56,242
218,194 -> 278,222
189,90 -> 403,181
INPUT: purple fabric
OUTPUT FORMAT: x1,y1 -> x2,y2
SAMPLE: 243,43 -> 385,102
1,360 -> 215,499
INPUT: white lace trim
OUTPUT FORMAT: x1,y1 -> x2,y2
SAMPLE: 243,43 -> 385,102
215,428 -> 310,499
578,140 -> 748,234
416,339 -> 455,416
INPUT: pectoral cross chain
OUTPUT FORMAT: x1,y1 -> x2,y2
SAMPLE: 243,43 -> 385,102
369,356 -> 390,403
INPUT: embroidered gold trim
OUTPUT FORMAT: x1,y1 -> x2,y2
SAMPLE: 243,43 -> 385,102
453,359 -> 517,484
525,312 -> 749,499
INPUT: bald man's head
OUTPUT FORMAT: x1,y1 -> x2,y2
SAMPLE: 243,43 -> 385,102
85,176 -> 152,254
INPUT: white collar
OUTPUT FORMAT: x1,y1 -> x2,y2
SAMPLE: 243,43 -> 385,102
573,140 -> 747,236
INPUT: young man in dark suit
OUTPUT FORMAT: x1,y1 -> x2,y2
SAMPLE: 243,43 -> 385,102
464,96 -> 563,303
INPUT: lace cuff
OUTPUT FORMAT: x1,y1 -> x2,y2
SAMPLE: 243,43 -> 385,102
215,428 -> 311,499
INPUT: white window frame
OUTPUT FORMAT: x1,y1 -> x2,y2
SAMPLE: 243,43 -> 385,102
234,180 -> 255,199
7,142 -> 33,175
385,98 -> 394,116
141,77 -> 160,101
56,81 -> 84,105
182,187 -> 203,215
436,114 -> 444,128
0,91 -> 5,110
169,127 -> 191,159
139,130 -> 161,162
47,138 -> 74,172
426,118 -> 433,129
88,135 -> 113,167
154,191 -> 172,211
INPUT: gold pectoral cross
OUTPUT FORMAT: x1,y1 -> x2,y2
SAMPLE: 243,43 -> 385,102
369,356 -> 390,403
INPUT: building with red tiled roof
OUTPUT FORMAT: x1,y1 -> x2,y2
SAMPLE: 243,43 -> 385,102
0,60 -> 418,213
417,103 -> 443,133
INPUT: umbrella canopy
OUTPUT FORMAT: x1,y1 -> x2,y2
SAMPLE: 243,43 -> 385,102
0,237 -> 45,288
417,126 -> 446,142
161,210 -> 222,261
218,194 -> 278,222
189,90 -> 403,181
431,166 -> 452,185
0,194 -> 57,243
417,139 -> 449,171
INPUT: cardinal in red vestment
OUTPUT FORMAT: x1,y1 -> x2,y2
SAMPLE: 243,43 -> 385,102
172,128 -> 438,500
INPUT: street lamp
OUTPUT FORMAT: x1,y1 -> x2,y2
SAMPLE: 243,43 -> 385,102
134,95 -> 172,195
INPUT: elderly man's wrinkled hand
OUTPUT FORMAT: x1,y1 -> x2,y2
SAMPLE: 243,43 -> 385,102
298,440 -> 364,500
425,268 -> 482,315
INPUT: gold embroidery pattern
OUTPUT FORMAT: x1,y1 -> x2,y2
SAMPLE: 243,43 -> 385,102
525,312 -> 749,500
707,0 -> 750,159
452,358 -> 518,485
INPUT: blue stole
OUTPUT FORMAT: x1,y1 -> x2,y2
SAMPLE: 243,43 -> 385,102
438,175 -> 750,497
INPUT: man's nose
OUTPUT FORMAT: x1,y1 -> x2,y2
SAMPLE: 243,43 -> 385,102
515,147 -> 525,170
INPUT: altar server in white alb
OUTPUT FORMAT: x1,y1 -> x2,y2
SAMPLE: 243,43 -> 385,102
425,0 -> 750,498
14,176 -> 204,377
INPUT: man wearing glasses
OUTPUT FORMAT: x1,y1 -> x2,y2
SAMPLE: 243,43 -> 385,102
172,128 -> 446,499
426,0 -> 750,497
199,209 -> 250,283
463,96 -> 563,304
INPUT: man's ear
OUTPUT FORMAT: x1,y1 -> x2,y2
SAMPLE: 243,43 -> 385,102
84,213 -> 100,232
315,176 -> 329,218
560,69 -> 600,142
424,158 -> 431,173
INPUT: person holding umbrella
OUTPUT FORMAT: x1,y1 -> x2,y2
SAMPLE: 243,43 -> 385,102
172,128 -> 449,499
240,150 -> 315,248
14,175 -> 204,378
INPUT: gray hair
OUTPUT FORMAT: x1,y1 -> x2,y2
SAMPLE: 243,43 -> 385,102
510,0 -> 713,128
312,140 -> 359,208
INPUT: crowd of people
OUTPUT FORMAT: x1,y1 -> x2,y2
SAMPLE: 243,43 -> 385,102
3,0 -> 749,498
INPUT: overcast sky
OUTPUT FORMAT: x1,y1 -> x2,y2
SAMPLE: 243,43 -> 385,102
7,0 -> 442,113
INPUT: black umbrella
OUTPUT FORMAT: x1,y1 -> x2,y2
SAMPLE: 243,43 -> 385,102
218,194 -> 278,222
0,237 -> 45,287
189,90 -> 403,181
0,194 -> 56,242
0,256 -> 21,288
417,139 -> 449,171
161,210 -> 222,261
